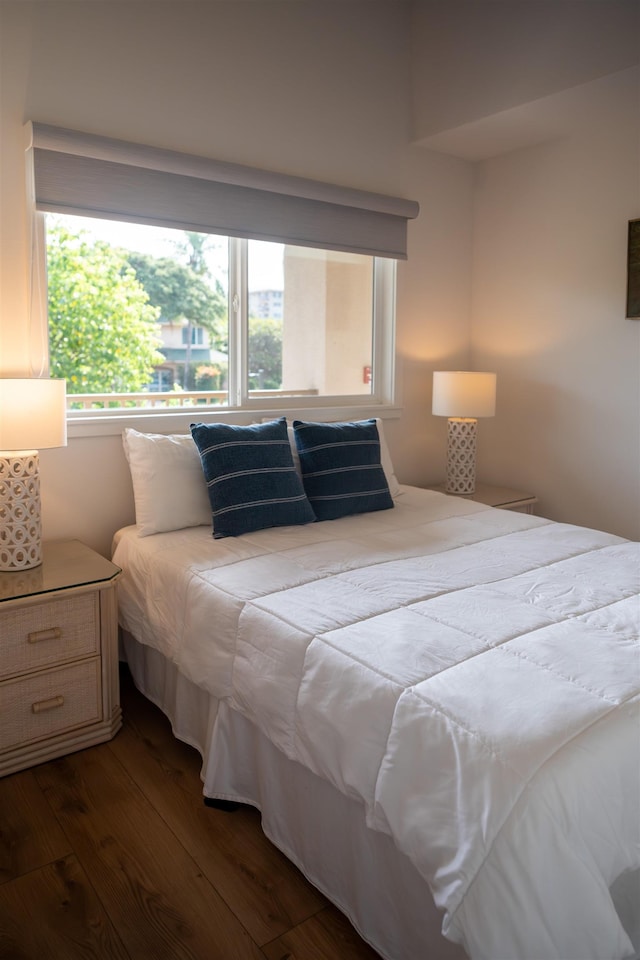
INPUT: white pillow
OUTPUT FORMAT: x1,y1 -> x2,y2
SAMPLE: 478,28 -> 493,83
375,418 -> 401,499
123,428 -> 211,536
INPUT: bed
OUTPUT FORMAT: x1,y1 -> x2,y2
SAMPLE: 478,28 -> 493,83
113,421 -> 640,960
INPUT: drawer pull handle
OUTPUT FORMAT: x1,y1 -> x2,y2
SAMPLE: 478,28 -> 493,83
27,627 -> 62,644
32,695 -> 65,714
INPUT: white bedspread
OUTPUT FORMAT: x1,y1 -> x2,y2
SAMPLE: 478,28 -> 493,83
113,487 -> 640,960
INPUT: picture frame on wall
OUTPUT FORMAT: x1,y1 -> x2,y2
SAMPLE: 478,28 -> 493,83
626,219 -> 640,319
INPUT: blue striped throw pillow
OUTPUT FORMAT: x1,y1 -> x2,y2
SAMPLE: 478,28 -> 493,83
190,418 -> 316,538
292,419 -> 394,520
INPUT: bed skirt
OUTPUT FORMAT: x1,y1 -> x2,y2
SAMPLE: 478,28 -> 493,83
121,630 -> 467,960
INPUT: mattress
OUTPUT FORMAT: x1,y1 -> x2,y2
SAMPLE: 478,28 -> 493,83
113,485 -> 640,960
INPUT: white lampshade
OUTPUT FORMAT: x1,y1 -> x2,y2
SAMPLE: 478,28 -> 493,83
432,371 -> 496,419
0,378 -> 67,451
0,378 -> 67,572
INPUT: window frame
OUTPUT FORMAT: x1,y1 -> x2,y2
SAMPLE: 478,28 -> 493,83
35,214 -> 399,438
181,327 -> 205,346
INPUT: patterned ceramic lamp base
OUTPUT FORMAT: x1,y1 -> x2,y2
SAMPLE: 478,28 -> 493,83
445,418 -> 478,495
0,452 -> 43,571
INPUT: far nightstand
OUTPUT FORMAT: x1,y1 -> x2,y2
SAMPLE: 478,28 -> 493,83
0,539 -> 122,777
429,482 -> 537,514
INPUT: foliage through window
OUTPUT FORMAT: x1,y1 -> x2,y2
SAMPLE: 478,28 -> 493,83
45,214 -> 394,413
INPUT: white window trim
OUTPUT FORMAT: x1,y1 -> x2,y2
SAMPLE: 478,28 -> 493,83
65,404 -> 403,440
37,219 -> 399,437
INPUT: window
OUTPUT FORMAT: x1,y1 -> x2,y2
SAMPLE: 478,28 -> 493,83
28,123 -> 417,422
44,214 -> 394,412
182,327 -> 205,346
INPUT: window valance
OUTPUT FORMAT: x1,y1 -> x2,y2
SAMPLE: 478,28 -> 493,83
25,122 -> 419,259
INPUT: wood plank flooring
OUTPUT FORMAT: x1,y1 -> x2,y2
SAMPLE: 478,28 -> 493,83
0,666 -> 382,960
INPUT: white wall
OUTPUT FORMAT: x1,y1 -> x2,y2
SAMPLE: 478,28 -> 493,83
3,2 -> 636,556
411,1 -> 640,143
0,1 -> 474,557
471,68 -> 640,539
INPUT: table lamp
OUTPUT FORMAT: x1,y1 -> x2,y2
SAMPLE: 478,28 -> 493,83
0,378 -> 67,571
432,371 -> 496,495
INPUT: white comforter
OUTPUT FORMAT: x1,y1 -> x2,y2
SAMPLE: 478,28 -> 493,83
113,487 -> 640,960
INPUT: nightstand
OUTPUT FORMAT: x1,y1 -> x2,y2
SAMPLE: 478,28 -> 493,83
0,539 -> 121,776
429,482 -> 537,514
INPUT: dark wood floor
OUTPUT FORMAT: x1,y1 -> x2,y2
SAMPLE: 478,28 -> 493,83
0,666 -> 382,960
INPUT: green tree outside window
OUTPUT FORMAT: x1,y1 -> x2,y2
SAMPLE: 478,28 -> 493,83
47,223 -> 163,397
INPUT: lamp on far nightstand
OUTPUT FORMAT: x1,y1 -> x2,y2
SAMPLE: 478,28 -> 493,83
0,378 -> 67,571
432,371 -> 496,496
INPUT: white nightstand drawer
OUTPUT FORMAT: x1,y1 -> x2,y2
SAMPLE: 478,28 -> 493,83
0,540 -> 121,777
0,658 -> 102,752
0,593 -> 99,681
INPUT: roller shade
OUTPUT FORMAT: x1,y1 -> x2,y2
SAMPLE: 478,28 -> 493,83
26,123 -> 419,259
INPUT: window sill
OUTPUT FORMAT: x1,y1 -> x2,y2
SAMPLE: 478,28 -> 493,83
66,404 -> 403,439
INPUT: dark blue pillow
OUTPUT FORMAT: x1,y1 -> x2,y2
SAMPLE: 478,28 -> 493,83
190,418 -> 315,538
292,419 -> 393,521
